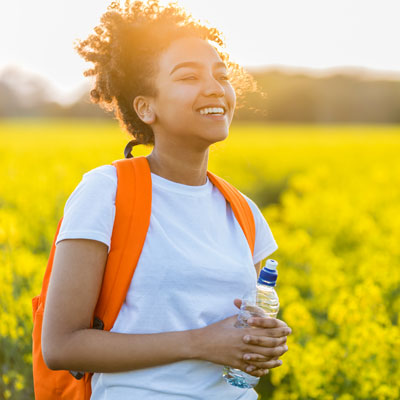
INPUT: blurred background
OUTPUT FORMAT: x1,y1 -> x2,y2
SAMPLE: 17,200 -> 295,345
1,1 -> 399,399
1,0 -> 399,122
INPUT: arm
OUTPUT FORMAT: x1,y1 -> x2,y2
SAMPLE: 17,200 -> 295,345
42,239 -> 197,372
42,239 -> 288,375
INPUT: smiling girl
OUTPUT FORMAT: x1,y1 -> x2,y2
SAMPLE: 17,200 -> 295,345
41,1 -> 291,399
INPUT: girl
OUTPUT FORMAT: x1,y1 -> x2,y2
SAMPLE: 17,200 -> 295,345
42,1 -> 292,399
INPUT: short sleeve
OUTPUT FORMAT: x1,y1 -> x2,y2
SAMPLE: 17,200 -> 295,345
55,165 -> 117,254
242,194 -> 278,264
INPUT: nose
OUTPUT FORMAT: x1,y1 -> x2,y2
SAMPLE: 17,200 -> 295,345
202,74 -> 225,97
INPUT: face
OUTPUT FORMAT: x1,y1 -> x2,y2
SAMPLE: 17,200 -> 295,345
136,36 -> 236,150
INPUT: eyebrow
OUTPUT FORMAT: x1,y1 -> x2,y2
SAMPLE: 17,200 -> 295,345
169,61 -> 227,76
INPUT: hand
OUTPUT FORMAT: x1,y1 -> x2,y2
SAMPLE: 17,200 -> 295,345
234,298 -> 292,377
191,299 -> 291,378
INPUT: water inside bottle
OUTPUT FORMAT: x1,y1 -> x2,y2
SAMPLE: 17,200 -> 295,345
256,290 -> 279,318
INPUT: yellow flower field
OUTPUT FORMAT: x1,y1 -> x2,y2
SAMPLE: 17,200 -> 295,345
1,119 -> 399,399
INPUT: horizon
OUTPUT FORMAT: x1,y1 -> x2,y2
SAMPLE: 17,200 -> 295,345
1,63 -> 399,108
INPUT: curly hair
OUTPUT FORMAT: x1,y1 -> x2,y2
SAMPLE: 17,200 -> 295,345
74,0 -> 260,154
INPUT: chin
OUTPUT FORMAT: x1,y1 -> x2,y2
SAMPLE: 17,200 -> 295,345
184,127 -> 229,149
215,132 -> 229,143
207,129 -> 229,145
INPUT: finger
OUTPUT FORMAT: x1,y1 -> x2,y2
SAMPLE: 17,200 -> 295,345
248,317 -> 292,332
246,367 -> 270,377
233,298 -> 242,309
245,344 -> 289,359
247,317 -> 280,328
247,325 -> 292,338
243,353 -> 271,362
243,351 -> 280,362
258,369 -> 270,377
254,368 -> 270,377
243,334 -> 286,348
247,358 -> 283,371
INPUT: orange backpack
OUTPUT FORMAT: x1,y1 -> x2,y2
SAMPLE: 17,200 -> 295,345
31,156 -> 256,399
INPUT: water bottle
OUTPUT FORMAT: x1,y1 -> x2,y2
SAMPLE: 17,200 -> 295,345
222,259 -> 280,389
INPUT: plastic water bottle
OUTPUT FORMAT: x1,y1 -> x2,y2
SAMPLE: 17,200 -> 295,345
222,259 -> 280,389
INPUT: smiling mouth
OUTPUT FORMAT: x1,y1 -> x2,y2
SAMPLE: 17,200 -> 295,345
197,112 -> 226,120
197,107 -> 227,119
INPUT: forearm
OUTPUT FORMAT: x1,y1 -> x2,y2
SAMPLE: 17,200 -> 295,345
50,328 -> 202,373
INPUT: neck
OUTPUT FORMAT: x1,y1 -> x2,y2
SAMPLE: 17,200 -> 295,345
146,144 -> 209,186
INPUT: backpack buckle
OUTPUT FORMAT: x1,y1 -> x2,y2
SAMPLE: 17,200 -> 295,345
69,370 -> 85,380
93,316 -> 104,330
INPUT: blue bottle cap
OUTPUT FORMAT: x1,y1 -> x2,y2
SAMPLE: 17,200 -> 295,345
257,259 -> 278,287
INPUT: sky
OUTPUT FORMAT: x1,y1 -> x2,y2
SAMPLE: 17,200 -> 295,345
1,0 -> 399,103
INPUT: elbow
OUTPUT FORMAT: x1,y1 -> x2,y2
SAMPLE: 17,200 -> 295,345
43,352 -> 61,371
42,346 -> 61,371
42,336 -> 65,371
44,356 -> 60,371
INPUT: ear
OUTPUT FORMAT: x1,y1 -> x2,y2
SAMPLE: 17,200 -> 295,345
133,96 -> 155,125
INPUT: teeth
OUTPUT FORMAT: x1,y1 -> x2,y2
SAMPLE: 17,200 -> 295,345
199,107 -> 225,115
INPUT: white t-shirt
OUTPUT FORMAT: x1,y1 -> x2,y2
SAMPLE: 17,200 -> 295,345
55,164 -> 278,400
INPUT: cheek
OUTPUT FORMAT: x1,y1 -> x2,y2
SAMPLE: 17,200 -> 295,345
227,84 -> 236,108
156,92 -> 197,129
161,88 -> 197,115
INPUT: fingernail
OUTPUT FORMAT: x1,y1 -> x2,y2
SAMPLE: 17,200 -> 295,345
244,335 -> 251,343
246,366 -> 255,372
248,318 -> 254,324
244,355 -> 250,360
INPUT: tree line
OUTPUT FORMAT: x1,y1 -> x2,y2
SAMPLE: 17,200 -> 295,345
1,67 -> 399,123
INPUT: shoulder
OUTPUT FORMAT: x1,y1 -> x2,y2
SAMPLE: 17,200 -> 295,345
238,190 -> 272,233
56,164 -> 118,252
237,191 -> 279,263
82,164 -> 117,185
76,165 -> 117,195
239,191 -> 263,221
64,164 -> 117,210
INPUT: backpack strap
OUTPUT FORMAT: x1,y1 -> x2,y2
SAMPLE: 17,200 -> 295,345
92,156 -> 152,331
206,171 -> 256,256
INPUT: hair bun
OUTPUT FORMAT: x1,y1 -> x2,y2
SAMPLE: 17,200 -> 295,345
124,139 -> 140,158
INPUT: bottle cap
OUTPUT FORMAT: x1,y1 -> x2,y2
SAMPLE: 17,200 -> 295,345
257,259 -> 278,287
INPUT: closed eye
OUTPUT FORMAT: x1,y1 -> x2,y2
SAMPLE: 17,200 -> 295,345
180,75 -> 229,81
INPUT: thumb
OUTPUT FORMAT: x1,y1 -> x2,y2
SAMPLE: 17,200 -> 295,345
233,298 -> 242,309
